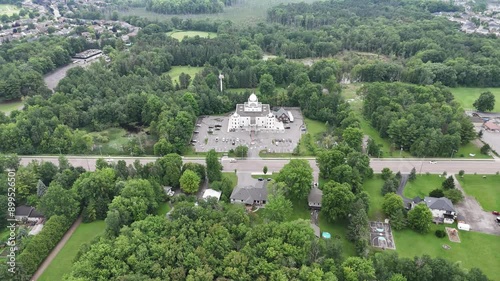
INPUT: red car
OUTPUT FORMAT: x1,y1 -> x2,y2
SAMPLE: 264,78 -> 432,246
493,211 -> 500,215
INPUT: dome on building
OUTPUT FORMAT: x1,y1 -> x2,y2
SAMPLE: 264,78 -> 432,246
232,112 -> 239,117
249,93 -> 258,102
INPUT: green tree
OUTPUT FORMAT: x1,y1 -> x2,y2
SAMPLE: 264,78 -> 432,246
234,145 -> 248,158
473,91 -> 495,112
275,159 -> 313,201
262,192 -> 292,222
441,176 -> 455,190
480,144 -> 490,155
322,181 -> 355,221
408,204 -> 432,233
180,170 -> 201,194
444,189 -> 464,204
409,167 -> 416,181
367,138 -> 381,157
157,153 -> 183,188
263,166 -> 268,174
342,127 -> 363,151
154,138 -> 173,156
342,257 -> 376,281
38,184 -> 80,220
389,273 -> 407,281
382,193 -> 404,217
429,189 -> 444,198
206,149 -> 222,182
258,74 -> 275,97
381,168 -> 393,180
458,170 -> 465,177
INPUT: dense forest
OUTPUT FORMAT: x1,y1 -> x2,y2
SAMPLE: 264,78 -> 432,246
361,82 -> 476,157
145,0 -> 231,14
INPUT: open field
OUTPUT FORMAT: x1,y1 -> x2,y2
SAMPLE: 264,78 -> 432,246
119,0 -> 320,25
168,30 -> 217,41
404,174 -> 445,199
450,87 -> 500,112
362,175 -> 385,220
456,141 -> 491,159
166,66 -> 203,85
0,100 -> 24,114
0,4 -> 19,16
88,127 -> 155,155
39,221 -> 106,281
394,224 -> 499,279
297,118 -> 328,156
458,174 -> 500,211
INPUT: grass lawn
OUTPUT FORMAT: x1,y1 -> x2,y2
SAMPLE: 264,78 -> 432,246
456,141 -> 491,159
119,0 -> 318,26
0,100 -> 24,114
458,174 -> 500,211
251,173 -> 279,179
403,174 -> 445,199
394,224 -> 499,279
168,30 -> 217,41
297,118 -> 328,156
39,221 -> 106,281
156,202 -> 171,216
166,66 -> 203,85
450,87 -> 500,112
318,216 -> 356,257
0,4 -> 19,16
362,175 -> 386,220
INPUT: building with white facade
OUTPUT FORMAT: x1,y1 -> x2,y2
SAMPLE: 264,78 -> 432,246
228,93 -> 285,132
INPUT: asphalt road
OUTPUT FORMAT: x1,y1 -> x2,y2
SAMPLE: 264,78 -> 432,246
18,156 -> 500,174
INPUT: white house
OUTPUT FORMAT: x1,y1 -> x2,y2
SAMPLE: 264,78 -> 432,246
228,94 -> 285,132
424,197 -> 457,224
202,189 -> 222,201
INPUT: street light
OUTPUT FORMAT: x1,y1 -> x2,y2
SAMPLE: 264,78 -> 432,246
451,149 -> 457,158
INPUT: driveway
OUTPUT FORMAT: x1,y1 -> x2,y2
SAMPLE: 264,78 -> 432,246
452,175 -> 500,236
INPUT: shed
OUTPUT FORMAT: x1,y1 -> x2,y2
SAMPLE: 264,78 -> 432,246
202,189 -> 222,201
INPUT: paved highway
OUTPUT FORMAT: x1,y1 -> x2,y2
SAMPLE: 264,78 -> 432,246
18,156 -> 500,174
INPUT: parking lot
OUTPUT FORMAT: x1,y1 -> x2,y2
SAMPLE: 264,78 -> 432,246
191,108 -> 305,158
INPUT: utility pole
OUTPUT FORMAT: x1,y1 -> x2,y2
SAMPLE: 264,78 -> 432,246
218,73 -> 224,92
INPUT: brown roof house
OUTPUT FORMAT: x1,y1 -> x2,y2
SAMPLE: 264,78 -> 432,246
483,120 -> 500,132
230,181 -> 268,206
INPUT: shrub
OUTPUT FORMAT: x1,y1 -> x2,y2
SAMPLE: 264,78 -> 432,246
435,230 -> 446,238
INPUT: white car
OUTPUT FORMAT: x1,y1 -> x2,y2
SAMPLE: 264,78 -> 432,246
429,161 -> 437,164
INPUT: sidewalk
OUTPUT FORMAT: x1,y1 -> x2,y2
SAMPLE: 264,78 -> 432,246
30,216 -> 82,281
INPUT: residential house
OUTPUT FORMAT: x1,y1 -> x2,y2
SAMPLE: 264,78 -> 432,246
230,180 -> 268,206
308,186 -> 322,210
423,197 -> 457,224
14,205 -> 44,222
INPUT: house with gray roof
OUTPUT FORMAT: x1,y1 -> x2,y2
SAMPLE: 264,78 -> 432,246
273,107 -> 294,123
230,181 -> 268,206
308,187 -> 323,210
424,197 -> 457,224
15,205 -> 44,222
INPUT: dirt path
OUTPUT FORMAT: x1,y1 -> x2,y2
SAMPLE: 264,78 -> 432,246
30,216 -> 83,281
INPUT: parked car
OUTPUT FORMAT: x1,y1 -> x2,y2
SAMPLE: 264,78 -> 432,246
429,161 -> 437,164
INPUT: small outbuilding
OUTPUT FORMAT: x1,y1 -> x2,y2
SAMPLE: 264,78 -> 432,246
202,189 -> 222,201
308,187 -> 323,210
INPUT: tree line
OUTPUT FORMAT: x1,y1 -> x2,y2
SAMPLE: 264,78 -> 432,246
144,0 -> 230,15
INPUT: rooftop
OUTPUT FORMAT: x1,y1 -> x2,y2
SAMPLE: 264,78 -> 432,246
424,197 -> 456,213
230,181 -> 268,204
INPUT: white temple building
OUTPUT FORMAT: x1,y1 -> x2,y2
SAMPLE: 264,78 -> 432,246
228,93 -> 285,132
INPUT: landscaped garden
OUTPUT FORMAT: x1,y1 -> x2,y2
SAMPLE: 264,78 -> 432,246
38,221 -> 106,281
403,174 -> 445,199
458,174 -> 500,211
